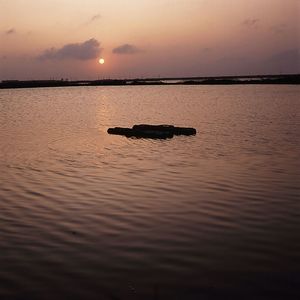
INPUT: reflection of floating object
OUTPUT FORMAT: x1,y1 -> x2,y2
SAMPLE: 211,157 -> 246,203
107,124 -> 196,139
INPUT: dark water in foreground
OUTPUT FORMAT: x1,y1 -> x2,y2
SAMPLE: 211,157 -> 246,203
0,85 -> 299,299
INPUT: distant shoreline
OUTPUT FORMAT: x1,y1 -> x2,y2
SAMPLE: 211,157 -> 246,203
0,74 -> 299,89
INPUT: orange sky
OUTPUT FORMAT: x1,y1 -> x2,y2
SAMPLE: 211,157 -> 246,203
0,0 -> 299,79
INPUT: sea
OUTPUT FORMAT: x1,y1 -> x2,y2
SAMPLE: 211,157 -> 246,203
0,85 -> 299,299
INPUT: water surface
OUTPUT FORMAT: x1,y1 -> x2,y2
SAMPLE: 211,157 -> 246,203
0,85 -> 299,299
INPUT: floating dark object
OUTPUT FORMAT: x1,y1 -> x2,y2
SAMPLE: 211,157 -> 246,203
107,124 -> 196,139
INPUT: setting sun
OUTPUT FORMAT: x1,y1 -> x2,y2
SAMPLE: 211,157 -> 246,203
99,58 -> 105,65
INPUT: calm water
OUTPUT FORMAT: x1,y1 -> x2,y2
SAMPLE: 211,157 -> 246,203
0,85 -> 299,299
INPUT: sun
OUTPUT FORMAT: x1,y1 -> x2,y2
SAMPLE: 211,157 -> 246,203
99,58 -> 105,64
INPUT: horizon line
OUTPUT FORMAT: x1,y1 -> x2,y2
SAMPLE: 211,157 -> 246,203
1,73 -> 300,83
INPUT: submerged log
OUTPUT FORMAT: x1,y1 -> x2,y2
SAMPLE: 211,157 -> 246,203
107,127 -> 173,139
107,124 -> 196,139
107,127 -> 133,136
173,127 -> 196,136
133,124 -> 196,135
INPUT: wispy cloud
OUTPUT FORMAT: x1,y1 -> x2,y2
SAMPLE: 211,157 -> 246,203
38,39 -> 102,60
90,14 -> 101,22
271,23 -> 287,34
242,18 -> 260,27
5,28 -> 16,35
112,44 -> 143,55
82,14 -> 101,26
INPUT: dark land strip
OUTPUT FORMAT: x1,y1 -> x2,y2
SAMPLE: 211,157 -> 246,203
1,74 -> 299,89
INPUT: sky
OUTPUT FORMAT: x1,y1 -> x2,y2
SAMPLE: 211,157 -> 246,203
0,0 -> 299,80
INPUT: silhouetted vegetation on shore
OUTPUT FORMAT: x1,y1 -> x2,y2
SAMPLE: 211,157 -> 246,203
1,74 -> 299,89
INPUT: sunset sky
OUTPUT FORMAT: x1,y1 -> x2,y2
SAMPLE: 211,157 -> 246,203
0,0 -> 299,80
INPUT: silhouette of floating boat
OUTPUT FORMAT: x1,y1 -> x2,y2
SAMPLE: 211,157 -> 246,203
107,124 -> 196,139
